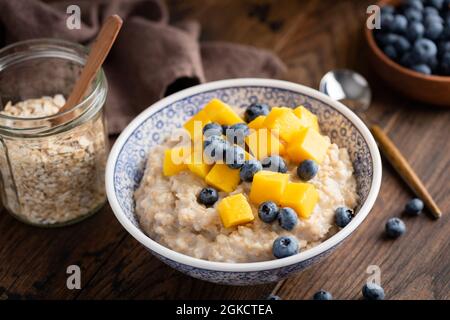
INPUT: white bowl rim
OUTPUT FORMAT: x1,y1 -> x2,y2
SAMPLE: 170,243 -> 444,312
106,78 -> 382,273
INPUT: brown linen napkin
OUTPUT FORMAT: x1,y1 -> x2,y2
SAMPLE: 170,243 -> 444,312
0,0 -> 286,134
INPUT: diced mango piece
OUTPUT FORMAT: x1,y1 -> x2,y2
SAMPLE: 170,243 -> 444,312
203,98 -> 243,125
205,163 -> 241,193
218,193 -> 254,228
263,107 -> 303,142
183,109 -> 211,139
163,147 -> 189,176
248,115 -> 266,129
287,128 -> 330,164
280,182 -> 319,219
249,171 -> 289,205
185,147 -> 212,179
246,129 -> 286,159
293,106 -> 320,132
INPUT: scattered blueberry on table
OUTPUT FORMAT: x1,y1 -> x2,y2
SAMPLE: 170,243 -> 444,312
203,122 -> 223,138
313,290 -> 333,300
258,201 -> 279,223
297,159 -> 319,181
266,294 -> 282,300
385,217 -> 406,238
240,159 -> 263,182
362,283 -> 385,300
405,198 -> 424,215
335,206 -> 354,228
278,207 -> 298,231
272,235 -> 299,259
244,103 -> 270,122
197,187 -> 219,207
375,0 -> 450,76
261,155 -> 288,173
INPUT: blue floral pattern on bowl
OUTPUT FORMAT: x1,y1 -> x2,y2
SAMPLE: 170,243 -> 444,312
110,82 -> 377,285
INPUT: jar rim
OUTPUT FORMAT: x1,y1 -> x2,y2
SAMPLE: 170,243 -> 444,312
0,38 -> 105,125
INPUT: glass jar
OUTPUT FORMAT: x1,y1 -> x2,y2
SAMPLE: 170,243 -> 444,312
0,39 -> 108,227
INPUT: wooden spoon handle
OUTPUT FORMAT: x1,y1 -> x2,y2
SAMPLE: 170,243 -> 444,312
371,125 -> 442,219
60,15 -> 123,113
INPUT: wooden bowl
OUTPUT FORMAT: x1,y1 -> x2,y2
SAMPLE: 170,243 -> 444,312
365,0 -> 450,107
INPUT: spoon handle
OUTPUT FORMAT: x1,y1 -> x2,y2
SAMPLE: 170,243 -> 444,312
59,15 -> 123,116
370,125 -> 442,219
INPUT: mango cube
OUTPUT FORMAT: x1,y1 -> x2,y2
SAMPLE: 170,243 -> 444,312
205,163 -> 241,193
218,193 -> 254,228
203,98 -> 243,125
249,171 -> 289,205
280,182 -> 319,219
287,128 -> 330,164
263,107 -> 303,142
183,109 -> 211,139
248,115 -> 266,129
293,106 -> 320,132
163,147 -> 189,176
183,144 -> 212,178
246,129 -> 286,159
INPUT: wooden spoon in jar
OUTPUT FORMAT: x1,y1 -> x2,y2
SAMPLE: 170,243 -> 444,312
53,15 -> 123,125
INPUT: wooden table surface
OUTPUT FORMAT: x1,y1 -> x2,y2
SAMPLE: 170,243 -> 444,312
0,0 -> 449,300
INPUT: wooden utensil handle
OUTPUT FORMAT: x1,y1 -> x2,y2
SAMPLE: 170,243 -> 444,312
371,125 -> 442,218
61,15 -> 123,114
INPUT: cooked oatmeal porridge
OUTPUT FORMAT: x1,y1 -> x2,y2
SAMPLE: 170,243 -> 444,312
135,100 -> 358,263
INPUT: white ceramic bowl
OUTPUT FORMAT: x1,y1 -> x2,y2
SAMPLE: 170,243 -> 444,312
106,78 -> 382,285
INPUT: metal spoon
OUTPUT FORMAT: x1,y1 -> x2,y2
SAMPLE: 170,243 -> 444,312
319,69 -> 442,219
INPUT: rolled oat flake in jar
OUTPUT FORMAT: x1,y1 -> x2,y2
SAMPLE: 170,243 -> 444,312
0,39 -> 108,226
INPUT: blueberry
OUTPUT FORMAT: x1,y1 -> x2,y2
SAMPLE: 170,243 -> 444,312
375,33 -> 399,47
405,198 -> 424,215
404,8 -> 423,22
278,207 -> 298,231
226,123 -> 250,145
335,206 -> 354,228
381,4 -> 395,15
393,35 -> 411,54
383,45 -> 398,60
424,6 -> 440,17
424,14 -> 444,25
362,283 -> 385,300
203,122 -> 223,138
393,14 -> 408,34
385,217 -> 406,238
411,64 -> 432,74
266,294 -> 281,300
425,21 -> 444,40
239,159 -> 262,182
222,124 -> 229,135
406,21 -> 425,41
429,0 -> 445,10
400,52 -> 419,67
258,201 -> 279,223
412,38 -> 438,63
244,103 -> 270,123
405,0 -> 424,11
272,236 -> 299,259
225,145 -> 246,169
197,187 -> 219,207
313,290 -> 333,300
203,137 -> 227,162
380,12 -> 395,31
261,155 -> 288,173
297,159 -> 319,181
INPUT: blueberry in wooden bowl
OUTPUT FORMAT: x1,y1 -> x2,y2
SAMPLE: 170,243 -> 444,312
365,0 -> 450,106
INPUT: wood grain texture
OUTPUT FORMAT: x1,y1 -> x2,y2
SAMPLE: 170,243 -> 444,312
0,0 -> 448,300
